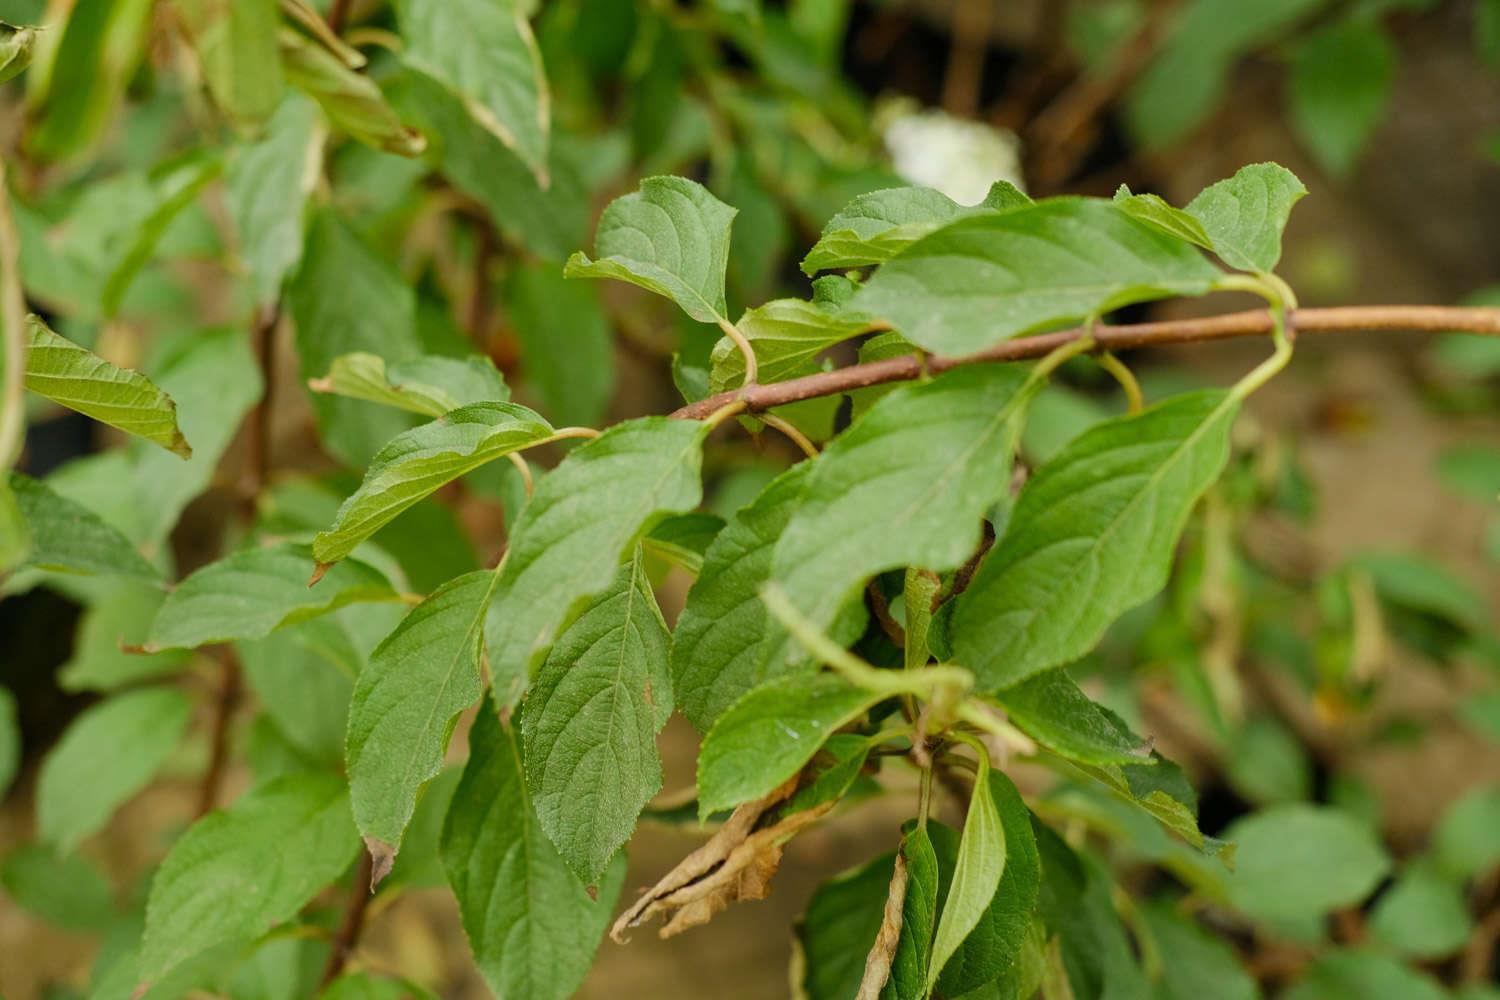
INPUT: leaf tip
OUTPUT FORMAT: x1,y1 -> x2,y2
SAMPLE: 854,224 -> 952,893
364,836 -> 396,889
307,562 -> 332,587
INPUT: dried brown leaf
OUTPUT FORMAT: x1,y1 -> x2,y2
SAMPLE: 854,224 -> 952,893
855,850 -> 908,1000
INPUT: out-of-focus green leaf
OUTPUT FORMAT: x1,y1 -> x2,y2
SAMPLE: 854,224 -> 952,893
1,844 -> 118,931
174,0 -> 283,131
139,771 -> 360,985
1282,949 -> 1447,1000
1288,21 -> 1395,177
1369,861 -> 1472,959
1223,714 -> 1312,806
26,0 -> 154,161
1350,549 -> 1487,632
25,316 -> 191,457
1432,785 -> 1500,881
280,28 -> 425,157
0,18 -> 38,84
8,471 -> 159,579
1141,901 -> 1258,1000
102,152 -> 222,317
1224,805 -> 1390,923
0,686 -> 17,798
310,352 -> 508,418
396,0 -> 549,183
237,617 -> 357,767
37,686 -> 192,853
504,264 -> 614,427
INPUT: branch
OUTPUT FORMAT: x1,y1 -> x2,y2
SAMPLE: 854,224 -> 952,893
671,306 -> 1500,420
195,650 -> 242,817
319,849 -> 375,989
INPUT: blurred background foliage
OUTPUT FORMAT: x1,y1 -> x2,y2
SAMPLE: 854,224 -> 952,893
0,0 -> 1499,997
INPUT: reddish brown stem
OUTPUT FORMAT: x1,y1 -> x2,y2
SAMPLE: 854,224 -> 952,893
195,651 -> 242,817
319,850 -> 375,989
239,302 -> 280,507
325,0 -> 353,34
671,306 -> 1500,421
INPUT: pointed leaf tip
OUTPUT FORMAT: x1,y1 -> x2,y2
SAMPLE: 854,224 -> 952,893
364,836 -> 396,888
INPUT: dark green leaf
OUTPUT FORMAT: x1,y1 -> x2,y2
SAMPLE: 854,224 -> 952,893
952,391 -> 1239,690
25,316 -> 191,457
484,416 -> 707,704
884,824 -> 939,999
237,617 -> 357,766
146,543 -> 397,651
37,686 -> 192,853
442,701 -> 624,1000
642,511 -> 724,575
312,402 -> 553,566
994,668 -> 1151,766
853,200 -> 1221,355
521,550 -> 669,884
707,297 -> 873,395
1139,901 -> 1258,1000
346,569 -> 499,866
565,176 -> 737,326
0,686 -> 18,800
504,263 -> 615,427
797,852 -> 897,1000
8,471 -> 160,579
140,771 -> 360,984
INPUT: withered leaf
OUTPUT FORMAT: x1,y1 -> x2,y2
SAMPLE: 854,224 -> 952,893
855,851 -> 908,1000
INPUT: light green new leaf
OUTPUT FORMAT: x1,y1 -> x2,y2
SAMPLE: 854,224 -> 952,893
707,297 -> 874,394
0,20 -> 38,84
226,93 -> 325,306
927,750 -> 1005,993
994,668 -> 1151,766
8,471 -> 160,579
697,673 -> 881,819
346,569 -> 499,868
174,0 -> 283,131
1289,21 -> 1395,177
37,686 -> 192,854
442,702 -> 625,1000
952,390 -> 1239,690
0,687 -> 18,799
140,771 -> 360,984
397,0 -> 550,183
288,208 -> 424,465
673,462 -> 814,732
484,416 -> 707,704
1117,163 -> 1306,274
800,181 -> 1030,275
564,176 -> 737,326
853,199 -> 1221,355
280,28 -> 425,157
146,543 -> 397,651
522,550 -> 669,884
310,352 -> 508,418
313,403 -> 552,566
1225,804 -> 1390,923
25,316 -> 191,457
763,364 -> 1029,679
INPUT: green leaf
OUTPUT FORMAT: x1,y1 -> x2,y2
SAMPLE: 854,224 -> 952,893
673,462 -> 814,732
0,478 -> 27,572
58,585 -> 187,692
0,686 -> 17,799
346,569 -> 499,868
280,28 -> 425,156
786,731 -> 881,815
237,617 -> 357,766
1437,444 -> 1500,502
396,0 -> 550,183
310,352 -> 509,418
697,673 -> 881,818
312,402 -> 553,566
707,296 -> 874,395
994,668 -> 1151,767
852,199 -> 1221,355
1350,549 -> 1487,632
225,93 -> 325,306
1223,714 -> 1312,806
26,0 -> 153,161
102,151 -> 223,317
25,316 -> 191,457
1369,861 -> 1472,959
951,390 -> 1239,690
1289,21 -> 1395,177
37,686 -> 192,854
173,0 -> 283,131
1116,163 -> 1306,273
642,511 -> 724,574
287,208 -> 424,465
504,263 -> 615,427
885,823 -> 940,999
927,751 -> 1006,993
800,183 -> 1030,275
8,471 -> 160,579
484,416 -> 707,703
798,852 -> 896,1000
321,972 -> 439,1000
1224,804 -> 1390,923
442,701 -> 624,1000
1432,785 -> 1500,880
1139,901 -> 1258,1000
146,543 -> 397,651
1033,827 -> 1152,998
1,844 -> 118,932
565,176 -> 737,326
140,771 -> 360,984
1283,949 -> 1447,1000
0,19 -> 38,84
521,549 -> 669,884
763,364 -> 1030,682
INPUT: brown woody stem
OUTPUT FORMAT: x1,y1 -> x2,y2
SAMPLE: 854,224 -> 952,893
671,306 -> 1500,421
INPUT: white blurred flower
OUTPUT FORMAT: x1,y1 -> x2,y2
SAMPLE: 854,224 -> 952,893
881,106 -> 1025,205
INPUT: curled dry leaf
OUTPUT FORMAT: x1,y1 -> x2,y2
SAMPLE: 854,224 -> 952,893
611,777 -> 835,941
855,851 -> 909,1000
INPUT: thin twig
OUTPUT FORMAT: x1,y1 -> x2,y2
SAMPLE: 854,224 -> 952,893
866,580 -> 906,647
239,302 -> 280,507
671,306 -> 1500,420
195,650 -> 242,817
319,850 -> 375,989
325,0 -> 354,34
